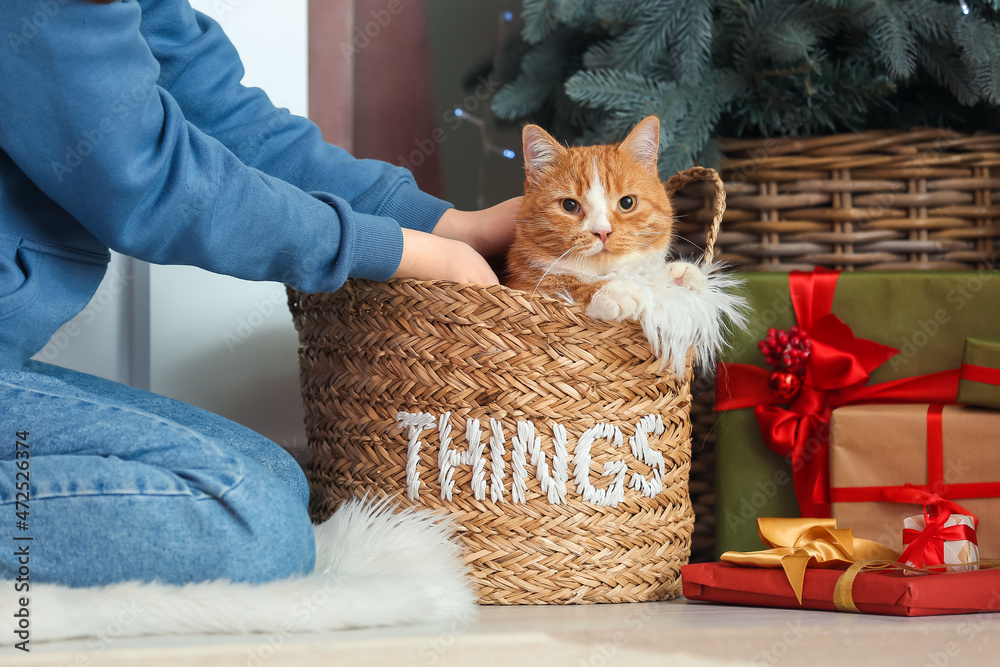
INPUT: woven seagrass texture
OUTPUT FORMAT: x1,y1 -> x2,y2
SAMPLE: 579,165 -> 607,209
289,280 -> 695,604
672,128 -> 1000,271
673,128 -> 1000,564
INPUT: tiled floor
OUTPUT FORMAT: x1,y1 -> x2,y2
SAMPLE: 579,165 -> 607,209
9,598 -> 1000,666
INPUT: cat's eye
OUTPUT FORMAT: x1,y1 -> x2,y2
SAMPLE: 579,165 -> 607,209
619,195 -> 637,212
561,199 -> 580,213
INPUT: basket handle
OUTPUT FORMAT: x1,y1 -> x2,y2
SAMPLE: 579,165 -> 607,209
663,166 -> 726,266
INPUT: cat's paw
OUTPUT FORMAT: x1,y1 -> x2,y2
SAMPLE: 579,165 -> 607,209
587,279 -> 644,321
666,261 -> 707,293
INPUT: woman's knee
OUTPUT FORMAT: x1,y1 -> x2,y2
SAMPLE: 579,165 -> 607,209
1,362 -> 315,584
211,461 -> 316,582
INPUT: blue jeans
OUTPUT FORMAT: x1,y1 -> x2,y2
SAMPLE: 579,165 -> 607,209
0,361 -> 315,586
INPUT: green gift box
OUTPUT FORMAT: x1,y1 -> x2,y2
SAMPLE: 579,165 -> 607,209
715,271 -> 1000,557
958,337 -> 1000,409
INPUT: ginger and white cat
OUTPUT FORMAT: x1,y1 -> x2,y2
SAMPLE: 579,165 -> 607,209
506,116 -> 705,322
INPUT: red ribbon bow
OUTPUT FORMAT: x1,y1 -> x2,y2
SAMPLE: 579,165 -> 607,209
716,269 -> 961,517
899,494 -> 978,569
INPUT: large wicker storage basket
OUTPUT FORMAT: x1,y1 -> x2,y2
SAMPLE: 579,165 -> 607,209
288,181 -> 726,605
673,127 -> 1000,563
289,282 -> 694,604
673,128 -> 1000,271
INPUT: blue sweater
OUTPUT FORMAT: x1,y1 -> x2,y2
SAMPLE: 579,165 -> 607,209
0,0 -> 451,369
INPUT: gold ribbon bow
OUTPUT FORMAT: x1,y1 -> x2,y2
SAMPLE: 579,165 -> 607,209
721,518 -> 901,604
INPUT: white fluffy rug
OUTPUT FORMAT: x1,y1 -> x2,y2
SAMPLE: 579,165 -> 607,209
0,497 -> 476,644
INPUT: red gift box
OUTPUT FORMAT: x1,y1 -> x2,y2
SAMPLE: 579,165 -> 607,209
682,561 -> 1000,616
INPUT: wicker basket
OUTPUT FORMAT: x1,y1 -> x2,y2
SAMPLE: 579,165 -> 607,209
288,173 -> 726,605
672,127 -> 1000,563
673,128 -> 1000,271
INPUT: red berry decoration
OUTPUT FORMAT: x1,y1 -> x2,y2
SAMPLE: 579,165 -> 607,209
759,326 -> 812,401
758,326 -> 812,374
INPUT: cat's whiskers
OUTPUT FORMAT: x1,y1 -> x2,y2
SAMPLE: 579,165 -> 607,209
531,243 -> 587,298
670,233 -> 706,252
617,240 -> 662,252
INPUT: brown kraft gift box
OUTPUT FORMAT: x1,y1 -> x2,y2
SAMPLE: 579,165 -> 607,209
829,404 -> 1000,556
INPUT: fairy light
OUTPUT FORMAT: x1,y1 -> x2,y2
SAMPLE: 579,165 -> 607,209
960,0 -> 970,14
450,9 -> 519,207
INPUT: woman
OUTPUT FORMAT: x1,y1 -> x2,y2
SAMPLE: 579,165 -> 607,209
0,0 -> 518,585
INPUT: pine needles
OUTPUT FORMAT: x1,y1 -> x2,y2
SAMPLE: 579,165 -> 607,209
493,0 -> 1000,178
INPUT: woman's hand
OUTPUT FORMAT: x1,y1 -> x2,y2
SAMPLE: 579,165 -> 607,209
433,197 -> 521,258
392,196 -> 522,286
393,228 -> 501,285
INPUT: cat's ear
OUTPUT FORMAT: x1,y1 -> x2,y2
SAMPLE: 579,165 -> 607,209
620,116 -> 660,172
522,124 -> 564,181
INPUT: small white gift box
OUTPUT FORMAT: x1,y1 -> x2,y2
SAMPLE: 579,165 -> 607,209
902,513 -> 979,573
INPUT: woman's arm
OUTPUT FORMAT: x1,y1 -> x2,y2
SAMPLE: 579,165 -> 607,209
0,0 -> 411,293
140,0 -> 451,235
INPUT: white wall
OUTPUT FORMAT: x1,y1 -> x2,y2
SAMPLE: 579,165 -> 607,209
30,252 -> 144,386
148,0 -> 310,453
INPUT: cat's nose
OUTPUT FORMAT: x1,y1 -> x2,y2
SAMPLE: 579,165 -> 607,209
594,231 -> 612,243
